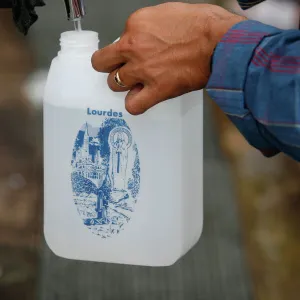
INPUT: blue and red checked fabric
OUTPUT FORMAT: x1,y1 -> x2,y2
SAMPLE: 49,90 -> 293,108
207,17 -> 300,161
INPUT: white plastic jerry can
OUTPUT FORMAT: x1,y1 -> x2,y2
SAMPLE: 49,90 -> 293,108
43,30 -> 203,266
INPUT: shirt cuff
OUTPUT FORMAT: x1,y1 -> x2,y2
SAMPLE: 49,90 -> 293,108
206,20 -> 281,157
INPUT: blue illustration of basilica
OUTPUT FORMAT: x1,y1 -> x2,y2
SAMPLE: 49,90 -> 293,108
72,122 -> 133,227
72,123 -> 106,187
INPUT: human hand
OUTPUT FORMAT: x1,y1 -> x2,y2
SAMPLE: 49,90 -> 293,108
92,2 -> 245,115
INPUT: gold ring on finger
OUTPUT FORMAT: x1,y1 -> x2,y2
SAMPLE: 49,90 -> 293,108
114,70 -> 127,88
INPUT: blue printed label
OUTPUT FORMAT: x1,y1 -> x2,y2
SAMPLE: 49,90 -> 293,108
71,116 -> 140,238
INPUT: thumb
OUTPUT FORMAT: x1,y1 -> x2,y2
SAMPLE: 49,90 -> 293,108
125,84 -> 166,115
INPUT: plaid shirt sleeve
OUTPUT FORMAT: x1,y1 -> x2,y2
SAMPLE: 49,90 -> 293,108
207,20 -> 300,162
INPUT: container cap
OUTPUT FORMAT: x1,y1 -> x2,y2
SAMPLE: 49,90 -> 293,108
60,31 -> 98,44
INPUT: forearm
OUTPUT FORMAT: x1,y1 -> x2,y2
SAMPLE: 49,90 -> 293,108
207,19 -> 300,161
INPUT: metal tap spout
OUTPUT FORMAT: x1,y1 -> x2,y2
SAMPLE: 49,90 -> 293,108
63,0 -> 86,21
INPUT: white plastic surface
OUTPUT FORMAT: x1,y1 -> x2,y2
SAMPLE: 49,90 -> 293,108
43,31 -> 203,266
227,0 -> 299,29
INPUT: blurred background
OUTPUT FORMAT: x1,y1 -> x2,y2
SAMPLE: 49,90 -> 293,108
0,0 -> 299,299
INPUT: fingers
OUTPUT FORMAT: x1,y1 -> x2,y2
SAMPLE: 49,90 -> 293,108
91,42 -> 125,73
92,37 -> 171,115
107,64 -> 142,92
125,84 -> 167,115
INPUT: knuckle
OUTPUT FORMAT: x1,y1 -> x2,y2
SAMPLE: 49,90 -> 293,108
118,34 -> 142,54
117,38 -> 134,54
126,8 -> 147,28
125,13 -> 137,30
